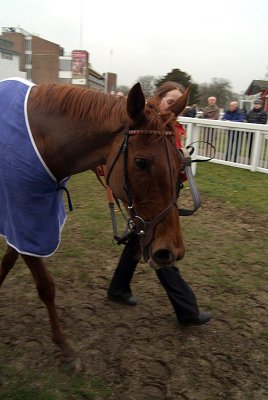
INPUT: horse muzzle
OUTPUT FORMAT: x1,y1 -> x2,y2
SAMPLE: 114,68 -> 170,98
135,210 -> 185,269
145,244 -> 185,270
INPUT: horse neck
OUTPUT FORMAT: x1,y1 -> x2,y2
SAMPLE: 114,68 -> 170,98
29,110 -> 124,181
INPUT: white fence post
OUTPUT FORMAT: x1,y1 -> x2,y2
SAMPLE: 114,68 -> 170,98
178,117 -> 268,174
184,121 -> 198,176
251,130 -> 262,171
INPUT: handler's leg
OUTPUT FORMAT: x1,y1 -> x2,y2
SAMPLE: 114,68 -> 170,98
156,266 -> 212,326
108,235 -> 141,306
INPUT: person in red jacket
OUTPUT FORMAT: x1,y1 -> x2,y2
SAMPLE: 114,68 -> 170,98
107,81 -> 212,326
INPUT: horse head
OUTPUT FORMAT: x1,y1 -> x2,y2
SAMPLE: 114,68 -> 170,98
106,83 -> 190,268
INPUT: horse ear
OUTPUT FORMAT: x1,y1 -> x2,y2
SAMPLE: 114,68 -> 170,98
127,82 -> 145,120
168,85 -> 191,117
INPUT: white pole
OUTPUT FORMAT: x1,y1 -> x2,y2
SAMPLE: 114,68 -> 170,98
80,0 -> 83,49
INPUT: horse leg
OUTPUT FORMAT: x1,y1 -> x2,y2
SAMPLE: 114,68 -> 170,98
21,254 -> 82,371
0,245 -> 19,286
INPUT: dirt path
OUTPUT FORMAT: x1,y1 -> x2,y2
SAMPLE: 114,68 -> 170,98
0,196 -> 267,399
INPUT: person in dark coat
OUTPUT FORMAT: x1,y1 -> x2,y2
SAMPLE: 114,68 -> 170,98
222,101 -> 246,162
183,104 -> 197,117
222,101 -> 246,122
246,99 -> 267,124
246,99 -> 267,161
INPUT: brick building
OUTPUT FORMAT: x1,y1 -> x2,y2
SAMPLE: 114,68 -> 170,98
1,27 -> 116,92
2,27 -> 63,83
245,80 -> 268,113
0,34 -> 26,79
104,72 -> 117,94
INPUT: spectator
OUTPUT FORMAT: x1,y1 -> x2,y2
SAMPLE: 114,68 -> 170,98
222,101 -> 245,122
222,101 -> 246,162
246,99 -> 267,124
183,104 -> 197,118
202,97 -> 220,155
246,99 -> 267,162
115,91 -> 124,99
202,97 -> 220,120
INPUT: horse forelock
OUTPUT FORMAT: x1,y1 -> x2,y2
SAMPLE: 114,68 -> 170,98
142,99 -> 177,141
31,84 -> 127,125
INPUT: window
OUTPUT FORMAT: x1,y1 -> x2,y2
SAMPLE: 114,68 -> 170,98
2,52 -> 12,60
60,59 -> 72,71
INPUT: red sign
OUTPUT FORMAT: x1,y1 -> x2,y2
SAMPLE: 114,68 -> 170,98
72,50 -> 89,84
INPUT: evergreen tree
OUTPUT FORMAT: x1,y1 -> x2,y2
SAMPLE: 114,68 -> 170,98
155,68 -> 199,104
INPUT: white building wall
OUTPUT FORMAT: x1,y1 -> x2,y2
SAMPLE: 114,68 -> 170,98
0,53 -> 26,80
59,70 -> 72,79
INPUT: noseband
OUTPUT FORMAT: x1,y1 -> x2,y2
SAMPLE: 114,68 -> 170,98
106,129 -> 181,260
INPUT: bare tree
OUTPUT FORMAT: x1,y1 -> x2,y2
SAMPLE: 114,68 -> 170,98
198,78 -> 234,109
115,85 -> 129,96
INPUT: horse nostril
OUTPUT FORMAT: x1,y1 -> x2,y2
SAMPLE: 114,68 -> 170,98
153,249 -> 173,264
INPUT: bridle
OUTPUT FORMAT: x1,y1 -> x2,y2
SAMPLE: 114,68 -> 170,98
103,128 -> 215,261
106,128 -> 185,260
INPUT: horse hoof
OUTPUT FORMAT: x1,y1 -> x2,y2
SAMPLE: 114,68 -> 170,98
59,354 -> 83,373
56,346 -> 83,373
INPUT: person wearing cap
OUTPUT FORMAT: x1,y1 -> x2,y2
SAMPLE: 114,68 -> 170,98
245,99 -> 267,161
246,99 -> 267,124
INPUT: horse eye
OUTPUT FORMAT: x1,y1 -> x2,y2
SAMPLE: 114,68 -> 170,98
134,158 -> 150,170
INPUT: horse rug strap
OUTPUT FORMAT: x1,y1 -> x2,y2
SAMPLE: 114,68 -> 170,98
0,78 -> 70,257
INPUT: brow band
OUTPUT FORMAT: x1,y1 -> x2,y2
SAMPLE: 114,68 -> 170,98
128,130 -> 174,136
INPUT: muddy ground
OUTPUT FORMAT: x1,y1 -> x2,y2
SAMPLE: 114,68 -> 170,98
0,194 -> 267,400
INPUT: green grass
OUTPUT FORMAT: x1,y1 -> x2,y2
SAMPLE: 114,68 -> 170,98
0,165 -> 267,399
194,162 -> 268,215
0,353 -> 111,400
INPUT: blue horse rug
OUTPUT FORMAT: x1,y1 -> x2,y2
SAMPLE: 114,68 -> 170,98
0,78 -> 69,257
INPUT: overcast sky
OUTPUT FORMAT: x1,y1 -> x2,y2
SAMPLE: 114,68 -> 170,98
1,0 -> 268,93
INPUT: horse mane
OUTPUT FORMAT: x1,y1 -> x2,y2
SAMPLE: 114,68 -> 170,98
31,83 -> 127,125
31,84 -> 178,138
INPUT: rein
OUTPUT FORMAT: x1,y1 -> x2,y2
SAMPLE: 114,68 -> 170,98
178,141 -> 215,216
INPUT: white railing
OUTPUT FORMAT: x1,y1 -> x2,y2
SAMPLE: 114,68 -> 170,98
178,117 -> 268,175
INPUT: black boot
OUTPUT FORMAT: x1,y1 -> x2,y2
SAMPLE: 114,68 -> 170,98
179,311 -> 212,326
107,236 -> 141,306
108,291 -> 138,306
156,266 -> 212,325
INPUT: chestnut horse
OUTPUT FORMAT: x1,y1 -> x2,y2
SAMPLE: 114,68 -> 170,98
0,77 -> 189,368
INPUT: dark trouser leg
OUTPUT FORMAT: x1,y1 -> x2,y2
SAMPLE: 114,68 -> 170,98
233,131 -> 239,163
156,266 -> 199,322
248,132 -> 253,162
108,235 -> 141,295
225,131 -> 231,161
